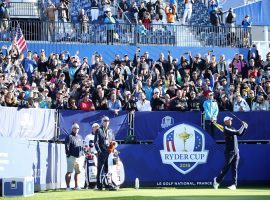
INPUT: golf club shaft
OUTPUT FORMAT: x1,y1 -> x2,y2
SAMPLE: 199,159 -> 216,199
229,112 -> 243,123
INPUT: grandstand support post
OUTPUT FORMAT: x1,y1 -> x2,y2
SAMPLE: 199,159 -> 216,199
201,112 -> 205,130
264,26 -> 269,42
54,109 -> 60,142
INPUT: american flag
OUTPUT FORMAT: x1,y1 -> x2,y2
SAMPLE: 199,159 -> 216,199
15,23 -> 27,54
166,131 -> 176,152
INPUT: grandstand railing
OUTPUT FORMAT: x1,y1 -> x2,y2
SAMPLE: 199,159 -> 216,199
8,2 -> 41,19
0,20 -> 252,47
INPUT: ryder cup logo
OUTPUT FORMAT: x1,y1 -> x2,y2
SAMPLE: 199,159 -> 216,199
161,116 -> 174,129
160,123 -> 208,174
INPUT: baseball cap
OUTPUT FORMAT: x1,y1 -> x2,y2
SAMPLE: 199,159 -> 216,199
102,116 -> 110,123
72,123 -> 80,129
125,90 -> 131,96
92,123 -> 100,128
154,88 -> 160,94
224,116 -> 233,122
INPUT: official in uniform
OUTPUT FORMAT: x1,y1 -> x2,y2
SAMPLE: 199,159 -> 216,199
65,123 -> 85,191
94,116 -> 116,190
213,116 -> 248,190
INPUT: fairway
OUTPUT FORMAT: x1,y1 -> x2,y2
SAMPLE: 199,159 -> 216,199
1,188 -> 270,200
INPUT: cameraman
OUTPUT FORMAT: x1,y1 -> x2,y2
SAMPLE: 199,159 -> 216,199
94,116 -> 117,190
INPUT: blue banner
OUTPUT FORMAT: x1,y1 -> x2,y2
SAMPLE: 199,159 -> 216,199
118,122 -> 270,187
134,111 -> 201,140
59,110 -> 128,140
214,111 -> 270,141
0,107 -> 56,140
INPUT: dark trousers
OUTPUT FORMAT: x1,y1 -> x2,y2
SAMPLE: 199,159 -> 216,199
216,152 -> 239,186
96,151 -> 109,189
107,30 -> 114,45
205,120 -> 215,139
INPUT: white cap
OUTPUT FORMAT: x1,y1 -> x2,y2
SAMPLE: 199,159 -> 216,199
92,123 -> 100,128
154,88 -> 160,94
102,116 -> 110,123
72,123 -> 80,129
224,116 -> 233,122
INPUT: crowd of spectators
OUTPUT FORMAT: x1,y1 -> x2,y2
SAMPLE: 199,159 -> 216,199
0,44 -> 270,113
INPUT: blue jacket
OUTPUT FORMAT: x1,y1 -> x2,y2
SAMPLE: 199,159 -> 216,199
65,132 -> 84,158
203,99 -> 219,120
104,16 -> 116,30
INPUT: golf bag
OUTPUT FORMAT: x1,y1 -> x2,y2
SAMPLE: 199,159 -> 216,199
99,150 -> 125,188
84,141 -> 98,188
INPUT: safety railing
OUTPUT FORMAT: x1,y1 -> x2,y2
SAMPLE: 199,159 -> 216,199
0,19 -> 252,47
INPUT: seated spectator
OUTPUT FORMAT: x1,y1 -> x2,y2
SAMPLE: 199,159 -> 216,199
150,88 -> 165,111
93,86 -> 108,110
79,93 -> 95,111
218,93 -> 233,111
108,92 -> 122,114
136,92 -> 151,111
233,93 -> 250,112
170,89 -> 189,111
122,91 -> 137,112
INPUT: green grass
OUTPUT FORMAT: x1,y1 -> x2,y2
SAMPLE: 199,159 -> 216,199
1,188 -> 270,200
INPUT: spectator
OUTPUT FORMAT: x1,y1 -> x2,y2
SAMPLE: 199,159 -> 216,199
79,92 -> 95,111
46,1 -> 57,39
138,2 -> 147,21
136,92 -> 151,111
188,90 -> 200,111
122,91 -> 137,112
170,89 -> 189,111
129,2 -> 139,24
241,15 -> 252,47
142,12 -> 151,30
165,4 -> 176,24
91,0 -> 99,21
225,8 -> 236,28
150,87 -> 165,111
182,0 -> 194,24
57,0 -> 69,33
233,93 -> 250,112
108,92 -> 122,114
0,1 -> 9,32
252,95 -> 269,111
104,11 -> 116,45
118,0 -> 129,20
218,93 -> 233,111
79,9 -> 89,34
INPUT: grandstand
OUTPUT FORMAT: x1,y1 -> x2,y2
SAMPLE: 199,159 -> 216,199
0,0 -> 270,196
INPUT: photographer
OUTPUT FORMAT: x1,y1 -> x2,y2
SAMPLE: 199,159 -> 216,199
150,88 -> 165,111
122,91 -> 137,112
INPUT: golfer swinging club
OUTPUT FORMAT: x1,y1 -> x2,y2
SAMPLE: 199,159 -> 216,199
213,116 -> 248,190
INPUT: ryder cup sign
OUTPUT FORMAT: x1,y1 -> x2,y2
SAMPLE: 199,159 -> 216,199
160,123 -> 208,174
